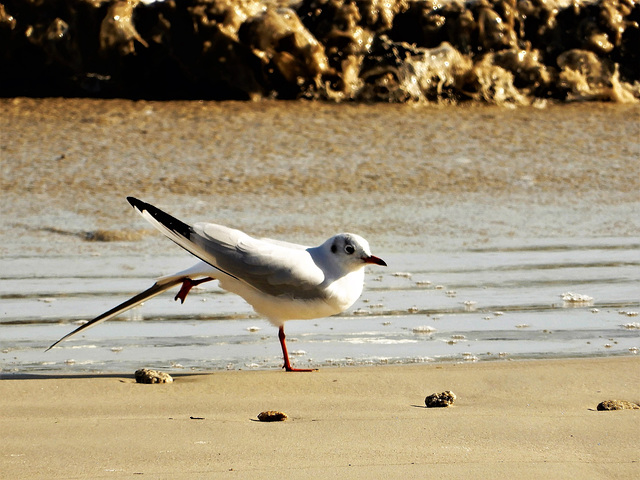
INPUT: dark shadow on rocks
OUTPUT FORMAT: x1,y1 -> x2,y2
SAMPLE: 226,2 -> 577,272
0,0 -> 637,103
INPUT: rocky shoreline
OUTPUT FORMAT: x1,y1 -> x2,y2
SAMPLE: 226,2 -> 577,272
1,0 -> 638,103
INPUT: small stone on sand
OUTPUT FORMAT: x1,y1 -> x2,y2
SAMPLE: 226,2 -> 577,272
257,411 -> 288,422
425,391 -> 456,408
134,368 -> 173,384
596,400 -> 639,411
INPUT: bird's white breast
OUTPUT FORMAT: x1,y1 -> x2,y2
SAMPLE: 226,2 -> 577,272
217,267 -> 366,327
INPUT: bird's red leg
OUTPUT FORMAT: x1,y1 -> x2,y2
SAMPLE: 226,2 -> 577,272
278,325 -> 317,372
175,277 -> 214,303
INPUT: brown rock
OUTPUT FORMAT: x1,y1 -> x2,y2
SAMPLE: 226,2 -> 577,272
1,0 -> 639,102
597,400 -> 640,411
257,410 -> 288,422
99,0 -> 148,57
134,368 -> 173,384
242,8 -> 329,83
425,390 -> 456,408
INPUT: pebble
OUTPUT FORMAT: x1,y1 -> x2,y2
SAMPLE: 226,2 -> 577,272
134,368 -> 173,384
392,272 -> 412,278
463,300 -> 477,311
412,325 -> 436,334
257,411 -> 288,422
561,292 -> 593,303
425,391 -> 456,408
596,400 -> 640,411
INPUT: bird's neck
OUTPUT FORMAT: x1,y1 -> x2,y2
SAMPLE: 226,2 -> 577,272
322,268 -> 366,311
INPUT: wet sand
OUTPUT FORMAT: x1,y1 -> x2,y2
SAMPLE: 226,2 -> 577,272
1,357 -> 639,479
1,98 -> 639,256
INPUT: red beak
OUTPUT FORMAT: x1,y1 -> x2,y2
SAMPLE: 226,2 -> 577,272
364,255 -> 387,266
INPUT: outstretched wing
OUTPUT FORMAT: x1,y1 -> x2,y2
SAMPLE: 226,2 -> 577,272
128,197 -> 326,299
46,278 -> 182,351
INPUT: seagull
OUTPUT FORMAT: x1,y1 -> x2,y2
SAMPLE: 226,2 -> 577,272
47,197 -> 387,371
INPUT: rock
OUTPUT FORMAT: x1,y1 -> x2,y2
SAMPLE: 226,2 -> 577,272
257,410 -> 288,422
240,7 -> 329,95
99,0 -> 148,57
0,0 -> 638,102
412,325 -> 436,334
596,399 -> 640,411
134,368 -> 173,384
425,390 -> 456,408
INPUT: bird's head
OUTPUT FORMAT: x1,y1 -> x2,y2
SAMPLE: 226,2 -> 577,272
325,233 -> 387,272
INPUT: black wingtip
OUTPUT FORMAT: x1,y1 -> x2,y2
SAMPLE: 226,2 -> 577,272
45,337 -> 65,352
127,196 -> 144,210
127,197 -> 193,240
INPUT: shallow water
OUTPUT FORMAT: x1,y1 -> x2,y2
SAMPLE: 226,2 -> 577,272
0,99 -> 638,374
1,239 -> 638,374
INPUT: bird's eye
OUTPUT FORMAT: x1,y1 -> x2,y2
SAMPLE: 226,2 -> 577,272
344,244 -> 355,255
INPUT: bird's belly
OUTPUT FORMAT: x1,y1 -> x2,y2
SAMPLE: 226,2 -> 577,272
218,278 -> 342,326
252,295 -> 341,326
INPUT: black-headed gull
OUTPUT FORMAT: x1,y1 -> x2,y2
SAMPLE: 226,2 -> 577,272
47,197 -> 386,371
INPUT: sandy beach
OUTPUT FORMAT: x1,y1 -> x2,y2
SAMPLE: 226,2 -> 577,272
1,1 -> 639,476
1,357 -> 638,479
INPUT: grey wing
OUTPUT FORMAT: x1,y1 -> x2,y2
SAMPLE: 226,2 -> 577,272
197,223 -> 325,298
127,197 -> 325,298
